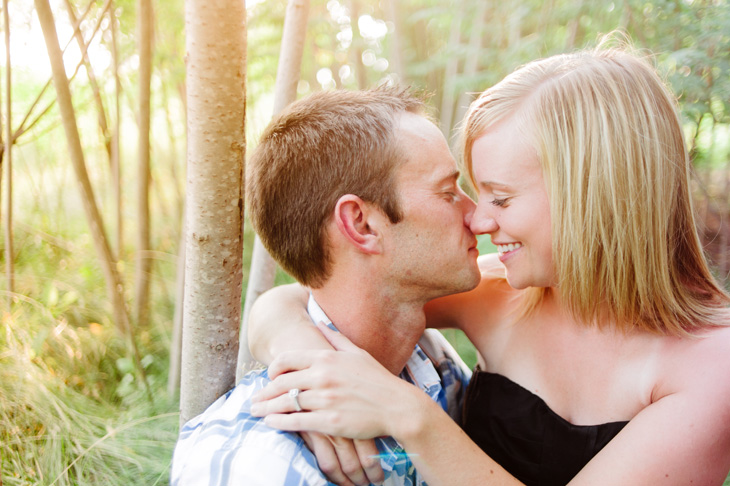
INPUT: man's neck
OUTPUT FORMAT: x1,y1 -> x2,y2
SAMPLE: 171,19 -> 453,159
311,284 -> 428,375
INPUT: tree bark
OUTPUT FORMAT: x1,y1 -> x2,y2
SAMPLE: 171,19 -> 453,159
180,0 -> 246,425
236,0 -> 310,383
3,0 -> 13,301
134,0 -> 153,328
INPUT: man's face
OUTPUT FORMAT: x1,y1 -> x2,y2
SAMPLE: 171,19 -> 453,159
382,112 -> 481,300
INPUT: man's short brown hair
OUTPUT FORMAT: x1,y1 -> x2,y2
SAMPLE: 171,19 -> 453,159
246,86 -> 424,288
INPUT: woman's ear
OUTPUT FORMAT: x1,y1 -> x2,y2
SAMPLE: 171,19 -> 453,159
333,195 -> 383,254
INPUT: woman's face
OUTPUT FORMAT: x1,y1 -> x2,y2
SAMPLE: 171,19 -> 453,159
469,117 -> 555,289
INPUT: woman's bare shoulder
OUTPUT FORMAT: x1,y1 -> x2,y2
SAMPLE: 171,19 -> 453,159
657,324 -> 730,399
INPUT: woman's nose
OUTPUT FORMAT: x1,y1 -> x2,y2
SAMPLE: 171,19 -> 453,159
469,201 -> 498,235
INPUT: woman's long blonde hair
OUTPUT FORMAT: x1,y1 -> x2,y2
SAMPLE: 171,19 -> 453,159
462,41 -> 729,336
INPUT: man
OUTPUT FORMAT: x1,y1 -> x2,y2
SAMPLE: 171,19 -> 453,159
170,86 -> 481,485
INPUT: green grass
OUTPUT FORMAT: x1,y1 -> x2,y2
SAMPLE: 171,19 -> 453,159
1,295 -> 179,485
1,221 -> 180,485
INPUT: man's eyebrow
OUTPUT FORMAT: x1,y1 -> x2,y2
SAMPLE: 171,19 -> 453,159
436,170 -> 460,185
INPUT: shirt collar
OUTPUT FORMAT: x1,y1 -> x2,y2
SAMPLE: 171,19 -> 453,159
306,294 -> 441,394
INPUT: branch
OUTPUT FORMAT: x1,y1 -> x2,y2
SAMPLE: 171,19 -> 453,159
13,0 -> 112,141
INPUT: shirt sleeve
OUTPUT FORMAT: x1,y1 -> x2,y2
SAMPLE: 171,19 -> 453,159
171,371 -> 333,486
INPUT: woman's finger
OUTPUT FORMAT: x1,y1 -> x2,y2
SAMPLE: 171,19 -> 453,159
250,387 -> 305,416
266,349 -> 321,380
251,365 -> 320,403
316,322 -> 368,354
263,410 -> 383,440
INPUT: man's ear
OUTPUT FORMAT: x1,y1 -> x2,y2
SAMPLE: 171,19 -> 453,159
333,195 -> 383,255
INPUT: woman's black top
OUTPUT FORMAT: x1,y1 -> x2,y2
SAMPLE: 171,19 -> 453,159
461,369 -> 628,486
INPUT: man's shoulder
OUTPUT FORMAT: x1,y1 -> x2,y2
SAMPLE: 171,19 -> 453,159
172,368 -> 332,485
180,369 -> 270,433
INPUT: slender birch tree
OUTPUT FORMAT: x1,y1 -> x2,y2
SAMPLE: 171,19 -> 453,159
63,0 -> 112,165
180,0 -> 246,424
167,226 -> 185,397
33,0 -> 146,372
438,2 -> 464,137
3,0 -> 13,300
110,3 -> 122,256
453,2 -> 488,145
237,0 -> 310,381
385,0 -> 406,82
135,0 -> 153,327
349,0 -> 367,89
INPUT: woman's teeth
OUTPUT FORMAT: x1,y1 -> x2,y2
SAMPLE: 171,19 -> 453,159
497,242 -> 523,255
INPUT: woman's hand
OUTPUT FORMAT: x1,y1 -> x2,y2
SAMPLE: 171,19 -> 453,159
251,323 -> 425,441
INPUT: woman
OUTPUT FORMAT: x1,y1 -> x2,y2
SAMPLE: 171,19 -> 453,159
248,44 -> 730,485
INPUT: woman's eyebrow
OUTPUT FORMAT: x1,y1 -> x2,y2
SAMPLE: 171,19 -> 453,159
478,180 -> 510,191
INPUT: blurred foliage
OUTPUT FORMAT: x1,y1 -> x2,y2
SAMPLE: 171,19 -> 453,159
1,0 -> 729,483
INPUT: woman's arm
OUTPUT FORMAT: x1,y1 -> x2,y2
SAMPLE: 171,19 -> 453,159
247,283 -> 333,364
252,325 -> 730,486
251,324 -> 523,486
248,255 -> 507,364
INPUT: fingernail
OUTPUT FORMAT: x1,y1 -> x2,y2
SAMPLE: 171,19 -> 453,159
250,403 -> 262,416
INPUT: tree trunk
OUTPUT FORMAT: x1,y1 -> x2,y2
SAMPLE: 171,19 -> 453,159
34,0 -> 138,349
15,0 -> 108,142
134,0 -> 153,328
349,0 -> 367,89
0,56 -> 4,239
385,0 -> 406,82
167,224 -> 185,397
162,83 -> 185,227
63,0 -> 112,166
438,4 -> 464,137
180,0 -> 246,425
3,0 -> 13,301
236,0 -> 310,383
453,2 -> 488,142
110,1 -> 123,257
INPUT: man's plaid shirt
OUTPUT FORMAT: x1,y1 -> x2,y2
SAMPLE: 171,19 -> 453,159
171,296 -> 470,486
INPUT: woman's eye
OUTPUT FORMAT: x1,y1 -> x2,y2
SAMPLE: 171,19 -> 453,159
490,198 -> 508,207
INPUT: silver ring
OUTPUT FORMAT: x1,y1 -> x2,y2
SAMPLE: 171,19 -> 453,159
289,388 -> 303,412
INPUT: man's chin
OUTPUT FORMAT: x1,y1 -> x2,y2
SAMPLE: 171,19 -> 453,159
449,269 -> 482,295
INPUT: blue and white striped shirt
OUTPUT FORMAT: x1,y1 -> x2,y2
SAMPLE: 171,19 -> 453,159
171,297 -> 470,486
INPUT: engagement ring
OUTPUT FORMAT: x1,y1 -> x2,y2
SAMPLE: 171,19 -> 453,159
288,388 -> 303,412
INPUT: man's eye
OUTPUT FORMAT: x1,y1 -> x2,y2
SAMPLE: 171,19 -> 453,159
490,198 -> 508,207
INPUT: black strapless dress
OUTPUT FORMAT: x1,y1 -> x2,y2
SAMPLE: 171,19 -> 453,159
461,369 -> 628,486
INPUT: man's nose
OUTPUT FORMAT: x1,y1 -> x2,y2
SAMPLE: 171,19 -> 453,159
462,194 -> 477,227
